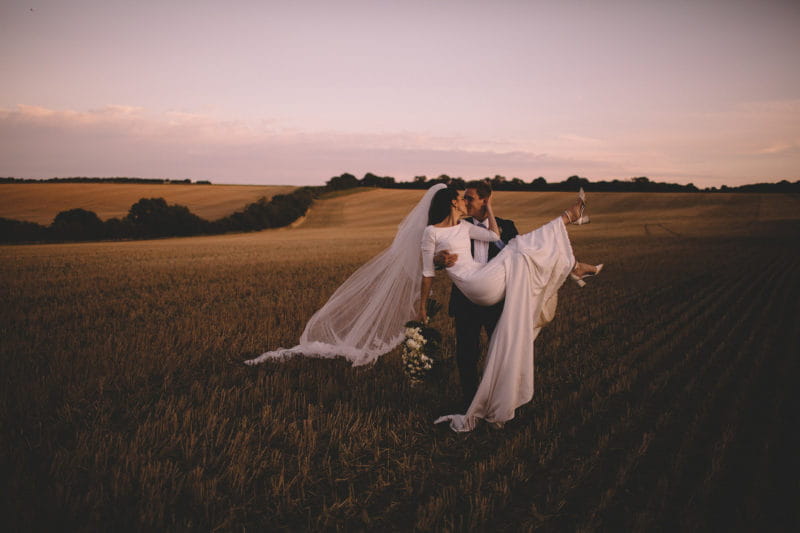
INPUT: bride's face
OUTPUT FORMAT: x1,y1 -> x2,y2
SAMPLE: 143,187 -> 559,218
452,193 -> 467,216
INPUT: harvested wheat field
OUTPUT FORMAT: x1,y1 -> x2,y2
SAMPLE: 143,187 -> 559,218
0,183 -> 296,224
1,189 -> 798,531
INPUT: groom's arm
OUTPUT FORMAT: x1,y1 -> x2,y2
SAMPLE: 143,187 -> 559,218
433,250 -> 458,269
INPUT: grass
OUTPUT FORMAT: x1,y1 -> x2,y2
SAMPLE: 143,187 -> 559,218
1,190 -> 798,530
0,183 -> 296,224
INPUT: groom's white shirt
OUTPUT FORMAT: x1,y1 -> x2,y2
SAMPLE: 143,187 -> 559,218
472,218 -> 507,263
472,219 -> 490,264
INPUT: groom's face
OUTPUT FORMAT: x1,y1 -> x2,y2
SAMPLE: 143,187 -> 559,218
464,188 -> 487,218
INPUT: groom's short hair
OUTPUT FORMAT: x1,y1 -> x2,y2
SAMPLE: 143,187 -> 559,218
466,180 -> 492,199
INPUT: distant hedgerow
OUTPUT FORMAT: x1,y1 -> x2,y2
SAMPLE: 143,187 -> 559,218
0,187 -> 320,244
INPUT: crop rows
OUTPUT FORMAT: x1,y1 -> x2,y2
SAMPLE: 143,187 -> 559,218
1,203 -> 798,531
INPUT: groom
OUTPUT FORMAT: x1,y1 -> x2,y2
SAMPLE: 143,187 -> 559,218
434,180 -> 519,409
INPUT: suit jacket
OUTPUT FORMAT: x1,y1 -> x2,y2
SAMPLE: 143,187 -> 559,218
447,216 -> 519,317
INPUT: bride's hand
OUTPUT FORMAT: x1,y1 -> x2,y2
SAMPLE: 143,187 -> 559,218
483,193 -> 500,238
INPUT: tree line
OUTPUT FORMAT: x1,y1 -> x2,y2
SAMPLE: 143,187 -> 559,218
5,174 -> 797,193
0,177 -> 211,184
3,173 -> 797,244
326,172 -> 800,193
0,188 -> 315,244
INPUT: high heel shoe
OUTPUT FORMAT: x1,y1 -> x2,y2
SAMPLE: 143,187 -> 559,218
564,188 -> 590,225
575,187 -> 590,224
570,263 -> 603,287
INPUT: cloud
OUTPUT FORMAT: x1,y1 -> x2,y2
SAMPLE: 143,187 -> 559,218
556,133 -> 604,145
1,102 -> 797,186
574,99 -> 800,183
755,141 -> 800,156
0,104 -> 633,184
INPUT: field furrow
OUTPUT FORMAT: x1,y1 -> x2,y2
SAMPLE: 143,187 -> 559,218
542,262 -> 773,527
2,192 -> 798,531
600,253 -> 796,531
669,254 -> 800,530
418,247 -> 750,530
493,244 -> 789,531
639,255 -> 788,527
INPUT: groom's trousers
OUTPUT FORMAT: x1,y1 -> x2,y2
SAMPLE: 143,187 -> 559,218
448,215 -> 518,410
453,299 -> 504,410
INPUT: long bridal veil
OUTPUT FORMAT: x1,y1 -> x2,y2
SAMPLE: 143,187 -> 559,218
246,184 -> 447,367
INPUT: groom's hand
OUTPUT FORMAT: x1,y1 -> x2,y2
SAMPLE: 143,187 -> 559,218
434,250 -> 458,269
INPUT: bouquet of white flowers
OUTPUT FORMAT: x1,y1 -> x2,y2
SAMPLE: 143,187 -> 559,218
401,299 -> 442,386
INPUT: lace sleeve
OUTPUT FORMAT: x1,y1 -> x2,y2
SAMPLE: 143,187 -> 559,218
421,226 -> 436,277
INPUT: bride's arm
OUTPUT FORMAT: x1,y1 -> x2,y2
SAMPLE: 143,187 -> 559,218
467,194 -> 501,242
484,194 -> 500,238
418,276 -> 433,322
418,226 -> 436,321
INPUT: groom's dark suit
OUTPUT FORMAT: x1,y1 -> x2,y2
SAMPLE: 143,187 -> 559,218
449,216 -> 519,409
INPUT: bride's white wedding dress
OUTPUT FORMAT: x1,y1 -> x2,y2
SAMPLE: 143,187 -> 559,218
245,184 -> 575,432
423,219 -> 574,431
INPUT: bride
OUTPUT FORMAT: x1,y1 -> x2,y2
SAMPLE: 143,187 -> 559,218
421,186 -> 600,431
246,183 -> 601,432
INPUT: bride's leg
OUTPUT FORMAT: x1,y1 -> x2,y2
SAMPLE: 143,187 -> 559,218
456,259 -> 507,307
561,197 -> 586,225
569,261 -> 604,287
561,188 -> 588,225
572,261 -> 601,277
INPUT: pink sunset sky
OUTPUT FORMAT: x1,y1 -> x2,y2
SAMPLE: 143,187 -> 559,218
1,0 -> 798,187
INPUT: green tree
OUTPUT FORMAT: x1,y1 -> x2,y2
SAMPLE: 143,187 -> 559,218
51,208 -> 105,241
326,173 -> 359,190
126,198 -> 207,237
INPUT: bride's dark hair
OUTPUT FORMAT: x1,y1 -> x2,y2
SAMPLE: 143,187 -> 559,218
427,186 -> 459,225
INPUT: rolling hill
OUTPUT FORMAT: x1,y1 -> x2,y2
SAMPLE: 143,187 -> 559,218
0,183 -> 296,224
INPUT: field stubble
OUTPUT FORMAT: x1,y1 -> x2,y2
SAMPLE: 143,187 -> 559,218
1,191 -> 798,531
